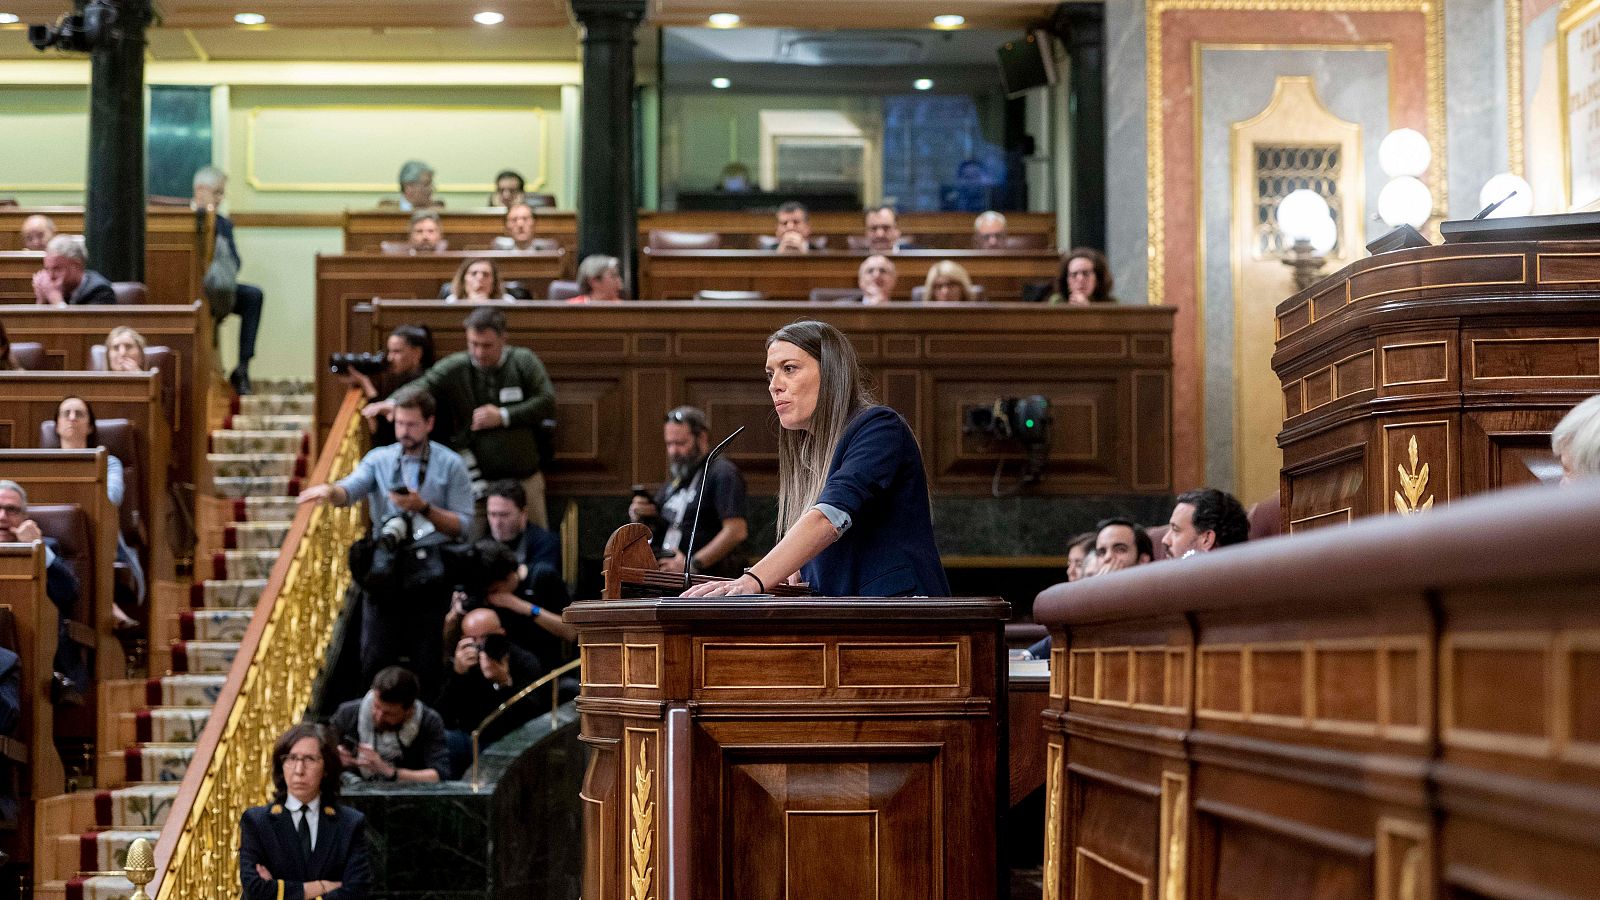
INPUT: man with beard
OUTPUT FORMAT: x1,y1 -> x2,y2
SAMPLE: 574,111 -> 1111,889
627,406 -> 749,578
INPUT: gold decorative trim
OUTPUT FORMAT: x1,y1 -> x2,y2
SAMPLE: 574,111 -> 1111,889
1506,0 -> 1525,178
1469,336 -> 1600,380
1160,772 -> 1189,900
1380,340 -> 1451,387
629,736 -> 655,900
1146,0 -> 1446,306
623,642 -> 662,689
1559,0 -> 1600,208
1394,435 -> 1434,515
1536,251 -> 1600,284
1043,741 -> 1064,900
244,104 -> 549,193
1440,630 -> 1556,759
1382,419 -> 1451,514
1376,817 -> 1432,900
1075,847 -> 1153,899
1288,506 -> 1353,531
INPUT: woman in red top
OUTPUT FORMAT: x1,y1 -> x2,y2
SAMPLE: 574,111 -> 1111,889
567,254 -> 623,304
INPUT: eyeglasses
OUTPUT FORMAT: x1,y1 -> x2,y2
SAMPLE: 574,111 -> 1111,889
0,504 -> 24,517
665,410 -> 706,429
283,753 -> 323,769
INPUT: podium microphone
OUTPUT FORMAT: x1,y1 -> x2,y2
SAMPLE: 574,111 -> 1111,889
683,425 -> 745,593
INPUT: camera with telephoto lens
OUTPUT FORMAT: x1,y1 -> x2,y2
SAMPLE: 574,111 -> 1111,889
328,351 -> 388,377
377,513 -> 411,552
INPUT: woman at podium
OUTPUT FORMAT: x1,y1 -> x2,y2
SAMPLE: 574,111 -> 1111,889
684,320 -> 949,598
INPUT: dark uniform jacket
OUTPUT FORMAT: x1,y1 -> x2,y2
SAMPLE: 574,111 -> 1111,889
238,800 -> 372,900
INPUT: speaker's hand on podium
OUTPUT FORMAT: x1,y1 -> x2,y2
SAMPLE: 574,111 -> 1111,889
681,571 -> 760,597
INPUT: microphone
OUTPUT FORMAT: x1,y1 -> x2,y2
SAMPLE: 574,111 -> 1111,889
683,425 -> 744,593
1473,189 -> 1519,220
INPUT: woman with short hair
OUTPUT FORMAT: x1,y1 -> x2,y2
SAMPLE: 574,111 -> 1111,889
568,254 -> 623,304
923,260 -> 975,302
104,326 -> 147,371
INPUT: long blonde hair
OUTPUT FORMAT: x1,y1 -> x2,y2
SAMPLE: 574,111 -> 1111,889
768,320 -> 874,536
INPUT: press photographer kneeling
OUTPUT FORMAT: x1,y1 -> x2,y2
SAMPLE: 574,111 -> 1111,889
298,387 -> 474,694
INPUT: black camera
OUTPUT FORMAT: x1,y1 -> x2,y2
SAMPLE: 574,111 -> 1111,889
328,351 -> 387,376
964,395 -> 1051,447
476,631 -> 510,661
28,0 -> 116,52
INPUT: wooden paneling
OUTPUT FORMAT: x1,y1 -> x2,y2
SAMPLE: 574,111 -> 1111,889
0,542 -> 62,841
640,248 -> 1057,301
1274,239 -> 1600,528
350,300 -> 1176,497
313,251 -> 565,428
1035,481 -> 1600,900
569,595 -> 1009,900
0,208 -> 211,306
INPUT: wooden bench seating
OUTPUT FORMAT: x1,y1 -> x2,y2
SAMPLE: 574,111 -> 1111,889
639,248 -> 1059,301
0,208 -> 213,306
0,542 -> 61,865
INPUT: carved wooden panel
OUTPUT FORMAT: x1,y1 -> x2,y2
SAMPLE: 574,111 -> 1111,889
1283,448 -> 1366,532
1068,774 -> 1157,900
1205,813 -> 1371,899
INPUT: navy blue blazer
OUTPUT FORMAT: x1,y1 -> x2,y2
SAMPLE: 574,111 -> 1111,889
801,406 -> 950,598
239,801 -> 372,900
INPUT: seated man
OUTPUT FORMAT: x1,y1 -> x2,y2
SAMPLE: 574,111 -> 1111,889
490,169 -> 525,208
21,214 -> 56,252
1162,488 -> 1250,558
864,205 -> 913,253
32,235 -> 114,306
0,479 -> 87,699
761,201 -> 814,253
491,202 -> 542,252
396,160 -> 441,211
1553,393 -> 1600,483
486,480 -> 559,577
435,607 -> 544,778
628,406 -> 749,578
0,646 -> 18,737
407,210 -> 446,253
193,166 -> 267,395
973,211 -> 1007,249
330,667 -> 449,783
856,255 -> 897,304
1094,516 -> 1154,573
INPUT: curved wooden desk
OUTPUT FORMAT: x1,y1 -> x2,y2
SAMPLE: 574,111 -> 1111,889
1273,239 -> 1600,530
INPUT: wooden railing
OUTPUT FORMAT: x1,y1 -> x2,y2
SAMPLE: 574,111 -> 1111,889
149,389 -> 369,899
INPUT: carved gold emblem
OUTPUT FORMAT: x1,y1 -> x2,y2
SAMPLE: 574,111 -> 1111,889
630,738 -> 655,900
1397,844 -> 1423,900
1394,435 -> 1434,515
1043,744 -> 1062,900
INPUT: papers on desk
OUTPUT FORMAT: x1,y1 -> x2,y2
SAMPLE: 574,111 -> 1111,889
1009,658 -> 1049,680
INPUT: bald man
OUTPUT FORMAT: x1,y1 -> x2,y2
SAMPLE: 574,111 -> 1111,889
434,607 -> 545,776
21,215 -> 55,252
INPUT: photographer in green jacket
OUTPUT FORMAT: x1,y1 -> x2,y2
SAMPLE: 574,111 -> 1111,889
367,305 -> 555,532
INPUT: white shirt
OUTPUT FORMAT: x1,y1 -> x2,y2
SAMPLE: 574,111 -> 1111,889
286,794 -> 321,851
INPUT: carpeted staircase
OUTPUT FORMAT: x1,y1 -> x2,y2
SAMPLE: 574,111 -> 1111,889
34,384 -> 315,900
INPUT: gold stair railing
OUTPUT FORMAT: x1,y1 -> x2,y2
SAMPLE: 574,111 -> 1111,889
468,657 -> 581,790
149,389 -> 369,899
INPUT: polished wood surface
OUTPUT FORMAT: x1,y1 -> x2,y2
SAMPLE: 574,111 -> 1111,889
640,248 -> 1059,301
600,522 -> 808,599
0,450 -> 119,687
1009,669 -> 1048,808
341,209 -> 1058,255
313,250 -> 566,426
1273,239 -> 1600,530
1033,481 -> 1600,900
0,303 -> 213,498
568,555 -> 1010,900
345,300 -> 1175,498
0,542 -> 62,847
0,207 -> 212,305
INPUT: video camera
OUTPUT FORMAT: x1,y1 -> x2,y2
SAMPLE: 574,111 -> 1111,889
28,0 -> 116,53
964,395 -> 1052,495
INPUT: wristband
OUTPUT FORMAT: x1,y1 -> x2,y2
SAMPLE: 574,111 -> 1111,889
529,604 -> 543,617
743,569 -> 766,593
419,501 -> 433,517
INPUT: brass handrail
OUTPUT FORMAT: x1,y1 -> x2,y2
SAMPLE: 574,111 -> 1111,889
150,390 -> 370,899
468,657 -> 581,790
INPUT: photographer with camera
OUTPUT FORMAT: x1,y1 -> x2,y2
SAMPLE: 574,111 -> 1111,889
629,406 -> 749,578
435,607 -> 544,778
333,324 -> 435,447
329,667 -> 449,784
298,388 -> 474,690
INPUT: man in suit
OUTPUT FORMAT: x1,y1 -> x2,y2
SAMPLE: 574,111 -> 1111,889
31,235 -> 114,306
0,479 -> 87,701
370,306 -> 556,531
239,723 -> 372,899
193,166 -> 267,395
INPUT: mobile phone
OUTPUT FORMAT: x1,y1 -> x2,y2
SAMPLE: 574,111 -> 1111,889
392,485 -> 410,495
630,484 -> 652,499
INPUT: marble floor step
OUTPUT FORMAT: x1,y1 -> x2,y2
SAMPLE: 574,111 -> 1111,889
236,496 -> 298,523
224,413 -> 312,433
128,708 -> 210,744
213,549 -> 281,581
237,394 -> 314,417
224,520 -> 292,550
104,746 -> 194,786
169,640 -> 239,674
192,578 -> 267,609
94,784 -> 178,828
211,474 -> 296,499
65,874 -> 136,900
147,674 -> 225,707
179,609 -> 252,642
210,429 -> 308,456
208,453 -> 303,480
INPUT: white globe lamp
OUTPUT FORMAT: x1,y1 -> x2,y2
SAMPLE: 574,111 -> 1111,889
1477,173 -> 1534,218
1379,128 -> 1431,178
1378,176 -> 1433,228
1305,214 -> 1338,254
1276,189 -> 1331,239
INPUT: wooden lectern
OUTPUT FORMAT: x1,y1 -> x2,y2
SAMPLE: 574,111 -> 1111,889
568,526 -> 1010,899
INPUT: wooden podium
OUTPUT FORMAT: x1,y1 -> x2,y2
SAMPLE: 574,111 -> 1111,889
566,540 -> 1010,899
1273,237 -> 1600,530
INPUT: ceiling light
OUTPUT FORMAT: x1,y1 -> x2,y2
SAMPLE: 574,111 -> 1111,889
933,14 -> 965,28
473,10 -> 505,25
0,13 -> 20,24
232,12 -> 265,25
708,12 -> 740,28
914,78 -> 934,91
711,77 -> 731,89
